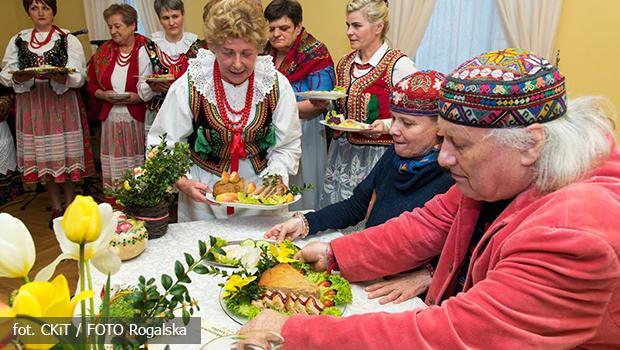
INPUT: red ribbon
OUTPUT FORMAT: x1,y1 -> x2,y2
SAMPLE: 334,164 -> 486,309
227,130 -> 248,215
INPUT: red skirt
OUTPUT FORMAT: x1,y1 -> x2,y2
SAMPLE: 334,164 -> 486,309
15,82 -> 94,184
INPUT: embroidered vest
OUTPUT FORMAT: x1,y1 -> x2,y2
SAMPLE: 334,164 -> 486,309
187,76 -> 280,176
335,49 -> 405,146
16,34 -> 68,69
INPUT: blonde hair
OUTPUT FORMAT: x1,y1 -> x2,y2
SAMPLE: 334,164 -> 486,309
346,0 -> 390,40
489,96 -> 617,193
203,0 -> 268,50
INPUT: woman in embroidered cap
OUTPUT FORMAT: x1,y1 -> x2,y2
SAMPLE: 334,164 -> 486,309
0,0 -> 94,228
264,0 -> 336,211
320,0 -> 417,210
148,0 -> 301,221
266,71 -> 454,304
241,48 -> 620,349
87,4 -> 155,199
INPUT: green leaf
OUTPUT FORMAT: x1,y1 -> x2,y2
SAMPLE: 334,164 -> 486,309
182,308 -> 190,325
139,276 -> 146,284
213,247 -> 226,256
184,253 -> 195,266
175,260 -> 185,279
161,274 -> 173,290
147,277 -> 155,285
193,264 -> 209,274
170,285 -> 187,297
209,236 -> 217,247
179,275 -> 191,284
199,240 -> 207,256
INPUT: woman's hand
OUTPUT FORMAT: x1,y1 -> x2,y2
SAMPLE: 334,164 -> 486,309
238,309 -> 287,348
264,218 -> 304,243
359,119 -> 386,139
12,70 -> 35,83
147,80 -> 172,93
114,92 -> 142,105
294,242 -> 330,272
175,177 -> 211,203
365,269 -> 432,305
46,72 -> 68,84
308,98 -> 330,109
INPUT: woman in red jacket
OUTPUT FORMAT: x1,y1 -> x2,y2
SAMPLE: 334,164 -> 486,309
240,49 -> 620,349
87,4 -> 154,193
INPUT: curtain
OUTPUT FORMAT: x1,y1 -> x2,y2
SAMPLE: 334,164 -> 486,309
133,0 -> 161,35
414,0 -> 508,74
82,0 -> 118,41
496,0 -> 563,62
387,0 -> 437,57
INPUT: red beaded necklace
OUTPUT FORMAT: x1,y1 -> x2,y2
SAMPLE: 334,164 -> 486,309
160,50 -> 186,77
352,62 -> 373,79
117,50 -> 132,67
30,26 -> 56,49
212,59 -> 254,130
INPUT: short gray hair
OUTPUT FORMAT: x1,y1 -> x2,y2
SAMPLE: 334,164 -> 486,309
154,0 -> 184,17
489,96 -> 616,193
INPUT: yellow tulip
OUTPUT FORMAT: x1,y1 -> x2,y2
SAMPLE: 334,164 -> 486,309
0,213 -> 36,279
62,195 -> 102,244
10,275 -> 93,349
223,275 -> 256,298
269,243 -> 297,264
123,180 -> 132,191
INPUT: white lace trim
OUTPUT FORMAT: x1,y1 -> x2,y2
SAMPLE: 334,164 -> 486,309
188,49 -> 276,109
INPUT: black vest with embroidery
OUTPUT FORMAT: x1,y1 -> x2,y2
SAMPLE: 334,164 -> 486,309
187,75 -> 280,176
15,34 -> 68,69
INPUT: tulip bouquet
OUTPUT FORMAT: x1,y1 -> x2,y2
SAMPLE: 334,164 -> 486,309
0,195 -> 203,349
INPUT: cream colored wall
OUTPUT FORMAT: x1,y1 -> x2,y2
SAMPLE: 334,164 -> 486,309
554,0 -> 620,138
1,0 -> 91,59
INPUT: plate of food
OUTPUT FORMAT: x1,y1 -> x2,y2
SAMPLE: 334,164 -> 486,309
108,92 -> 131,101
145,73 -> 175,82
320,111 -> 370,132
20,65 -> 76,74
206,172 -> 304,210
296,86 -> 347,100
218,241 -> 352,324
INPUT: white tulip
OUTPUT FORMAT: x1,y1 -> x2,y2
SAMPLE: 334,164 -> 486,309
0,213 -> 36,279
35,203 -> 121,281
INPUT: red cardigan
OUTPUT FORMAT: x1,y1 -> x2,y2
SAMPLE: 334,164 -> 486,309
282,147 -> 620,349
86,34 -> 148,122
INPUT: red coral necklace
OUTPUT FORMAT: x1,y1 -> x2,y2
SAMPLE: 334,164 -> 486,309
30,26 -> 56,49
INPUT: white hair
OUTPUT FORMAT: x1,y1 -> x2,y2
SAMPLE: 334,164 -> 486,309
489,96 -> 617,192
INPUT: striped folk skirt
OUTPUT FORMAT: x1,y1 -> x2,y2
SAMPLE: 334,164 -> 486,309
100,108 -> 145,190
14,82 -> 94,184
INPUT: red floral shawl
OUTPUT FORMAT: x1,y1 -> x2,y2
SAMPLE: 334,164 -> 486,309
86,33 -> 149,122
268,28 -> 333,84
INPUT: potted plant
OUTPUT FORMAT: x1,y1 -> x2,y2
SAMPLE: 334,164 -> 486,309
108,135 -> 191,239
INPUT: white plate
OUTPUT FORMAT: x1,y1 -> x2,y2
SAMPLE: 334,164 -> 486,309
109,92 -> 131,100
205,193 -> 301,210
296,90 -> 347,100
146,76 -> 175,82
219,287 -> 346,325
319,119 -> 370,132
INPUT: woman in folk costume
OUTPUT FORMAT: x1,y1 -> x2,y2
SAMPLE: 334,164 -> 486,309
87,4 -> 154,194
148,0 -> 301,222
143,0 -> 201,135
320,0 -> 416,208
264,0 -> 335,210
0,0 -> 94,226
0,87 -> 22,206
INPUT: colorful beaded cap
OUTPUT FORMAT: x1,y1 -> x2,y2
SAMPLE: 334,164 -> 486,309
390,70 -> 445,116
439,48 -> 567,128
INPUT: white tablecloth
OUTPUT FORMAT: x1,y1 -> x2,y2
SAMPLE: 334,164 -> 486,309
89,216 -> 426,348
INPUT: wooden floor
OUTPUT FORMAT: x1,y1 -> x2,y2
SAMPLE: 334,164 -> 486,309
0,190 -> 80,303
